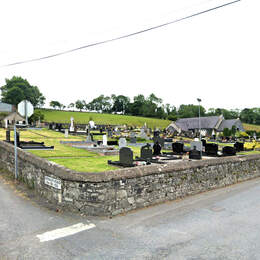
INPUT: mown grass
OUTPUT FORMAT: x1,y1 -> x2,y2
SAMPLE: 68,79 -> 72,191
38,109 -> 171,129
243,123 -> 260,132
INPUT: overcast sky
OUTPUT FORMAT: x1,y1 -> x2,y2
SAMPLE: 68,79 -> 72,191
0,0 -> 259,111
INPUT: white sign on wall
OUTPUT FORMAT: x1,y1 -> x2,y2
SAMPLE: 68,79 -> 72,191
44,176 -> 62,190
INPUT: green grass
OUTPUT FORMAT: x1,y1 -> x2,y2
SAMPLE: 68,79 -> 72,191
38,109 -> 171,129
243,123 -> 260,132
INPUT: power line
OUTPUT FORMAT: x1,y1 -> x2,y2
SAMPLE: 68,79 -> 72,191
1,0 -> 240,68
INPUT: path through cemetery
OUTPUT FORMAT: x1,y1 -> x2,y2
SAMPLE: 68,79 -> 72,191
1,173 -> 260,259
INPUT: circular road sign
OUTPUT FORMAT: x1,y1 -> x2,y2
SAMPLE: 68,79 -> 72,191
18,100 -> 34,117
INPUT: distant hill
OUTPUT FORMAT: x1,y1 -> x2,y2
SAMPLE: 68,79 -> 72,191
37,109 -> 171,129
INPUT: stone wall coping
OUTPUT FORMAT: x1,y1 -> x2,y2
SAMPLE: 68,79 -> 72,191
1,140 -> 260,183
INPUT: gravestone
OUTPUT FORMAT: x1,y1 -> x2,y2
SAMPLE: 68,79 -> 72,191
140,128 -> 148,140
189,147 -> 201,160
107,128 -> 113,138
153,136 -> 165,148
103,135 -> 107,146
6,130 -> 10,142
119,147 -> 133,166
222,146 -> 236,156
234,142 -> 244,152
154,130 -> 160,137
119,137 -> 127,148
190,140 -> 203,152
140,144 -> 153,160
172,142 -> 184,154
69,117 -> 74,132
129,132 -> 136,143
4,119 -> 8,129
64,129 -> 69,138
16,132 -> 20,147
201,139 -> 207,147
107,140 -> 118,146
205,143 -> 218,156
49,123 -> 53,130
153,142 -> 162,156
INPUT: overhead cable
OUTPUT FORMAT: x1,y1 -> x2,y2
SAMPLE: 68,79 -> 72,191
1,0 -> 240,67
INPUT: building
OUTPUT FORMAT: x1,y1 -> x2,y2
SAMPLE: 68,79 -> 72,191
0,102 -> 25,128
166,115 -> 244,137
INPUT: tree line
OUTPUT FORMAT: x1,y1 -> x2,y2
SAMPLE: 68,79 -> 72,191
50,94 -> 260,125
1,76 -> 260,125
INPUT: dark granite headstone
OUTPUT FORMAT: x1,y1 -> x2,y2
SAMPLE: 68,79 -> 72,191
119,147 -> 133,165
222,146 -> 236,156
6,130 -> 10,142
234,142 -> 244,152
153,142 -> 161,156
189,148 -> 201,160
49,123 -> 53,130
107,140 -> 118,146
172,142 -> 184,154
141,144 -> 153,160
16,132 -> 20,147
201,139 -> 207,147
154,131 -> 160,137
153,136 -> 165,148
205,143 -> 218,156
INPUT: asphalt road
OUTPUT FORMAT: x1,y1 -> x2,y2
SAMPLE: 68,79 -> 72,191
1,173 -> 260,260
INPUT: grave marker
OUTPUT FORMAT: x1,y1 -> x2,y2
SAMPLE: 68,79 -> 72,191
119,137 -> 127,148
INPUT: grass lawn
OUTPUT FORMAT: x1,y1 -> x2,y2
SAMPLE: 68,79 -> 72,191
38,109 -> 171,129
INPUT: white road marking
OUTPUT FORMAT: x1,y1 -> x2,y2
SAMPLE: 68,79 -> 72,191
36,223 -> 96,242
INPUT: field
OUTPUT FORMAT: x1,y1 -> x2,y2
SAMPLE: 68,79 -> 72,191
37,109 -> 171,129
243,123 -> 260,132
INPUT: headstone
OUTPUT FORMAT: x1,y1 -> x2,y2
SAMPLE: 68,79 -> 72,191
4,119 -> 8,129
201,139 -> 207,147
107,128 -> 113,138
119,147 -> 133,165
205,143 -> 218,156
153,142 -> 162,156
222,146 -> 236,156
64,129 -> 69,138
154,130 -> 160,137
140,128 -> 148,140
107,140 -> 118,146
153,136 -> 165,148
172,142 -> 184,154
190,140 -> 203,152
189,147 -> 202,160
140,144 -> 153,160
70,117 -> 74,132
103,135 -> 107,146
119,138 -> 127,148
16,132 -> 20,147
49,123 -> 53,130
89,120 -> 95,129
234,142 -> 244,152
129,132 -> 136,143
6,130 -> 10,142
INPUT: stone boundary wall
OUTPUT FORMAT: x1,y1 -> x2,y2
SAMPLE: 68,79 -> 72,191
1,140 -> 260,216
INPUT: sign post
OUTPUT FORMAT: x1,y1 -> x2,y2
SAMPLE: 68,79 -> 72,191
14,124 -> 18,179
18,100 -> 34,125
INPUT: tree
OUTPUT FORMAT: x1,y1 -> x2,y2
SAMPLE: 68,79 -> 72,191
88,95 -> 112,112
0,76 -> 45,107
50,101 -> 62,110
75,100 -> 84,111
111,95 -> 130,114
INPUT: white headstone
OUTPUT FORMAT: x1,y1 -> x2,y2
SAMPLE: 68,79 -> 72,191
4,119 -> 8,129
103,135 -> 107,146
89,120 -> 95,129
64,129 -> 69,138
119,137 -> 127,148
70,117 -> 74,132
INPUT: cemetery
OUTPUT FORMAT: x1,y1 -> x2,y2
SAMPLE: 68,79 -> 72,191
0,112 -> 260,216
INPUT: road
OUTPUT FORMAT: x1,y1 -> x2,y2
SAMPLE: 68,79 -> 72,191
1,172 -> 260,260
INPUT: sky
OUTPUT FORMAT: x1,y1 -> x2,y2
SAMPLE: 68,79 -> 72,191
0,0 -> 259,111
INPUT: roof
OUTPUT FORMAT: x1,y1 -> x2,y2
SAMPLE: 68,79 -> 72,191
1,112 -> 25,122
175,116 -> 222,131
0,102 -> 13,113
218,119 -> 245,132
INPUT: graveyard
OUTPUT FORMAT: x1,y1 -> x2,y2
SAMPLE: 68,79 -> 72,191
1,121 -> 260,173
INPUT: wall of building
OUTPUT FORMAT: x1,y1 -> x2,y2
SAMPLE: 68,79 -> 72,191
0,140 -> 260,216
